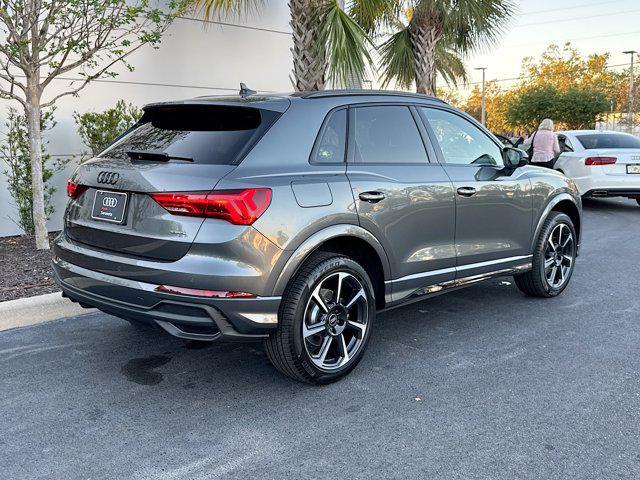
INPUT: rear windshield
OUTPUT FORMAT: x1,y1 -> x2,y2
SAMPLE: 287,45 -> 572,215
576,133 -> 640,150
100,105 -> 280,164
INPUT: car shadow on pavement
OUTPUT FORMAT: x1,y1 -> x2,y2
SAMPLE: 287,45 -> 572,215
88,277 -> 542,393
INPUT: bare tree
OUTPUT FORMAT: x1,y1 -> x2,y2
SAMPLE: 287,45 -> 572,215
0,0 -> 187,249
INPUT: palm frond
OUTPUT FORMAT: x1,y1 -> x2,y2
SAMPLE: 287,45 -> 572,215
348,0 -> 404,35
445,0 -> 517,54
378,27 -> 468,90
322,0 -> 375,87
378,27 -> 414,89
191,0 -> 263,19
435,43 -> 468,87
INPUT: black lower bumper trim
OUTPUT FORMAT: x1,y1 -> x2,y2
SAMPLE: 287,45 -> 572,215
584,189 -> 640,198
52,259 -> 277,342
60,280 -> 267,342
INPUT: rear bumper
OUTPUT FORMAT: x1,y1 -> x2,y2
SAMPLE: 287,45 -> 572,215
52,257 -> 280,342
571,173 -> 640,197
583,188 -> 640,198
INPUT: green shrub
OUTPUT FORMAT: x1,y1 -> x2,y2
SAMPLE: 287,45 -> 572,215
0,108 -> 60,235
506,85 -> 610,131
74,100 -> 142,157
557,88 -> 609,129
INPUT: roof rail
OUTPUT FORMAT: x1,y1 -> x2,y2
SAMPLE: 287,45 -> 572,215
297,89 -> 446,103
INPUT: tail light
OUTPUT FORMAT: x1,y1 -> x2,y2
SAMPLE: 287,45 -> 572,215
150,188 -> 271,225
67,179 -> 87,199
585,157 -> 617,166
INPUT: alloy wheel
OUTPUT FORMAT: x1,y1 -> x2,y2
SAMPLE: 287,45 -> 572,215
544,223 -> 575,289
302,272 -> 369,371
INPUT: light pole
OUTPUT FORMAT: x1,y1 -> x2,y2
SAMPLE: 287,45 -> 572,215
623,50 -> 637,133
475,67 -> 487,126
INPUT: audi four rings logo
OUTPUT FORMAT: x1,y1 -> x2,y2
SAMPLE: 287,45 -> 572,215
97,171 -> 119,185
102,197 -> 118,208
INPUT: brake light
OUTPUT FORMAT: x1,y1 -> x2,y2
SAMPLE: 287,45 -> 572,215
150,188 -> 271,225
155,285 -> 256,298
585,156 -> 617,165
67,179 -> 86,198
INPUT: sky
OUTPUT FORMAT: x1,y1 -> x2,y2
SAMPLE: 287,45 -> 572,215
464,0 -> 640,94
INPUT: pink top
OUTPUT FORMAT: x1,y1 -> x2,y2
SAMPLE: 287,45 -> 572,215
524,130 -> 560,163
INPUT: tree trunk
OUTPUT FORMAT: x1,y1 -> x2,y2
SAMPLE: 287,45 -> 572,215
289,0 -> 326,91
25,79 -> 49,250
409,16 -> 443,96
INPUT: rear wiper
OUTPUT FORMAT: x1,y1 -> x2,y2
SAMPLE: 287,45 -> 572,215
126,150 -> 193,162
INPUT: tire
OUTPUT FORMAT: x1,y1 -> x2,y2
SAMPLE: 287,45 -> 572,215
635,198 -> 640,207
514,212 -> 577,298
264,252 -> 376,384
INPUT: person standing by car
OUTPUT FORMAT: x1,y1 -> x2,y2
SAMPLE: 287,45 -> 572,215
523,118 -> 561,168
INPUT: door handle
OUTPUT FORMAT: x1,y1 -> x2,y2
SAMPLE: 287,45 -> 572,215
359,191 -> 386,203
456,186 -> 477,197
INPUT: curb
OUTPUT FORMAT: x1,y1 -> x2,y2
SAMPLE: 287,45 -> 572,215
0,292 -> 95,331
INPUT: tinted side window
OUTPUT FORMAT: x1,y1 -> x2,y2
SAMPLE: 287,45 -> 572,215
352,106 -> 428,164
311,109 -> 347,164
420,108 -> 503,167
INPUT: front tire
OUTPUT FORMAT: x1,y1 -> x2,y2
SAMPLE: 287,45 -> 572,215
265,252 -> 376,384
514,212 -> 577,298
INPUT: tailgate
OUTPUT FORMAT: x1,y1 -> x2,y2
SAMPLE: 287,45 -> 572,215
64,103 -> 280,261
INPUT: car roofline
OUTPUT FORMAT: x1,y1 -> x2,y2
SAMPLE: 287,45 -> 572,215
142,90 -> 448,113
294,89 -> 447,103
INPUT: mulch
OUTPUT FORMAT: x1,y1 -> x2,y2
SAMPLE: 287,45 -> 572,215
0,232 -> 61,302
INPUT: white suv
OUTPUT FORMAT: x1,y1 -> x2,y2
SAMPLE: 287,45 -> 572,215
554,130 -> 640,205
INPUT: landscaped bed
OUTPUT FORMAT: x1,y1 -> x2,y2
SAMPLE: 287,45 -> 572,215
0,232 -> 60,302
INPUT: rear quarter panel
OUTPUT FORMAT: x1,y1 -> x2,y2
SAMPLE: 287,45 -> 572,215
214,98 -> 365,295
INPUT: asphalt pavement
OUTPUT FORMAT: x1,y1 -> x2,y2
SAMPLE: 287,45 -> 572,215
1,198 -> 639,480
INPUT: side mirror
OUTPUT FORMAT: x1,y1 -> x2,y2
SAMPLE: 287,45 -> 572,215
503,147 -> 528,168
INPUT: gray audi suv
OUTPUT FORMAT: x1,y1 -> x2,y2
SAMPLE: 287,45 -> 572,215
53,90 -> 582,384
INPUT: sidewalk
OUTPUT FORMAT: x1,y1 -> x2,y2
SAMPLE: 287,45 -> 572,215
0,292 -> 94,331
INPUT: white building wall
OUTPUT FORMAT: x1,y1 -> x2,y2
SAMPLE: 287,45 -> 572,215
0,6 -> 293,237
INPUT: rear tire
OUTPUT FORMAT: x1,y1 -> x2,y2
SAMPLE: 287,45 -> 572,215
264,252 -> 376,384
514,212 -> 577,298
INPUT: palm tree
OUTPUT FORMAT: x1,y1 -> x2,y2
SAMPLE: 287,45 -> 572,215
357,0 -> 516,95
377,18 -> 469,91
192,0 -> 374,91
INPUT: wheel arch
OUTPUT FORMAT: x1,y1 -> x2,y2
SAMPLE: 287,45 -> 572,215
532,194 -> 582,252
271,225 -> 391,310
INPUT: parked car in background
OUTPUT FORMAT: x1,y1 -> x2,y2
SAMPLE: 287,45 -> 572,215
495,133 -> 524,149
554,130 -> 640,206
53,90 -> 582,384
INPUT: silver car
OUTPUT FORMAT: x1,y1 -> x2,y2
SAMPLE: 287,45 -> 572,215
53,90 -> 582,384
